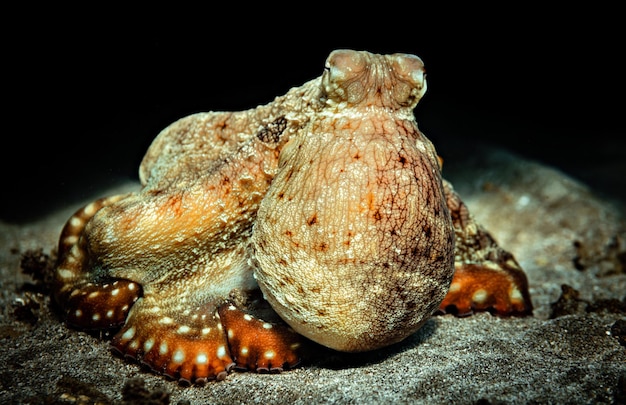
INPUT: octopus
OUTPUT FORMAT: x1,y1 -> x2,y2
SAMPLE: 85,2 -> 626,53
52,49 -> 532,384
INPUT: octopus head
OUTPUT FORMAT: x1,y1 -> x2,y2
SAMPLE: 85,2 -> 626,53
321,49 -> 427,110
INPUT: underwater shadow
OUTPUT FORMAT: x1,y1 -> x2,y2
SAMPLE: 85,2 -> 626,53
303,317 -> 439,371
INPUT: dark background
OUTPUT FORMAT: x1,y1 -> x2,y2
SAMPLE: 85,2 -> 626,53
3,7 -> 624,222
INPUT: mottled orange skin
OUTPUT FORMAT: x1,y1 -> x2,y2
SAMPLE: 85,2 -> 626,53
52,50 -> 532,384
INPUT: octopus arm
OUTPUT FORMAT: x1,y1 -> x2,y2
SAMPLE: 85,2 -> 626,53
111,292 -> 302,383
440,179 -> 533,316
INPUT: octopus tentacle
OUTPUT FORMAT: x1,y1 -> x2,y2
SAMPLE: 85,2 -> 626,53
54,194 -> 141,328
56,194 -> 130,261
440,179 -> 533,315
65,279 -> 142,329
440,262 -> 532,315
53,194 -> 304,382
109,296 -> 304,383
111,295 -> 235,384
218,303 -> 302,372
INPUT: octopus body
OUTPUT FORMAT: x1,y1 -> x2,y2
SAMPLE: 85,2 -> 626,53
53,50 -> 532,384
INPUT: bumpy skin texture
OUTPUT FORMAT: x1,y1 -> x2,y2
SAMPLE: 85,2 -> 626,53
253,51 -> 455,352
53,50 -> 532,384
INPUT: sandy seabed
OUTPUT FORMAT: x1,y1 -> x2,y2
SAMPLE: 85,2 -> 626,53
1,147 -> 625,405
